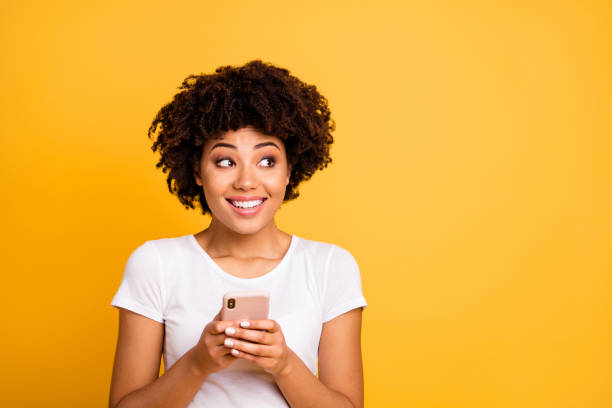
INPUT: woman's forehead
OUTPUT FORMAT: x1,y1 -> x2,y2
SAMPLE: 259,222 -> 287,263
213,127 -> 281,143
204,127 -> 285,154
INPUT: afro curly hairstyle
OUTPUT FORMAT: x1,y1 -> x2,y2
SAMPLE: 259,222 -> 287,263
147,60 -> 336,216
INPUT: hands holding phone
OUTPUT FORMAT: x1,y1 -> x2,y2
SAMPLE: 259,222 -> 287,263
189,309 -> 241,375
190,291 -> 294,379
222,317 -> 292,377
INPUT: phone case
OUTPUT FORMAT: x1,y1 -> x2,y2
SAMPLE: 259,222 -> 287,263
221,290 -> 270,321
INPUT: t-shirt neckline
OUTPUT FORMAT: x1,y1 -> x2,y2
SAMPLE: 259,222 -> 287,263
187,233 -> 298,283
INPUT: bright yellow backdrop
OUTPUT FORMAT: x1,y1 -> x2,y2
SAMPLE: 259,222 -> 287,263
1,1 -> 610,407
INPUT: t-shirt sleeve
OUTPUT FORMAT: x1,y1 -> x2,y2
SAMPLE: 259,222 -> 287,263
110,241 -> 165,323
322,245 -> 368,323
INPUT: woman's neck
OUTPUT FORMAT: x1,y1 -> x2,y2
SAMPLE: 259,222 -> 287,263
195,218 -> 291,260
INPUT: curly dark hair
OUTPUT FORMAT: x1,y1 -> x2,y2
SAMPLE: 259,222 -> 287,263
147,60 -> 336,216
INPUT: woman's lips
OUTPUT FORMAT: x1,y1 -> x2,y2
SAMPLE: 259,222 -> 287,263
226,196 -> 267,201
226,198 -> 267,216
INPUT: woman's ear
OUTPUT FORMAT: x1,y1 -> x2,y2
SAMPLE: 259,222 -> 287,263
285,163 -> 292,186
194,149 -> 205,187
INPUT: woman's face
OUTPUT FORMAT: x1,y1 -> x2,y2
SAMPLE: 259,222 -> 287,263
195,127 -> 291,235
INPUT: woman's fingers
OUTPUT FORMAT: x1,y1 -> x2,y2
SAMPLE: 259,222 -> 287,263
237,319 -> 281,332
222,319 -> 284,357
216,344 -> 237,357
224,326 -> 274,345
204,332 -> 227,346
223,337 -> 277,357
220,319 -> 291,375
207,318 -> 243,335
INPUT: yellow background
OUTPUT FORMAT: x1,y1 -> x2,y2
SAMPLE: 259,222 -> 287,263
1,1 -> 610,406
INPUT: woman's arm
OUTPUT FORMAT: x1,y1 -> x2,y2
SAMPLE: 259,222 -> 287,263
109,308 -> 209,408
109,307 -> 243,408
278,308 -> 363,408
226,307 -> 364,408
315,307 -> 364,407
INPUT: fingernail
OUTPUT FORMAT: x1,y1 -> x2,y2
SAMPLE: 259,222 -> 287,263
224,338 -> 234,347
231,349 -> 239,356
225,327 -> 236,335
240,321 -> 250,328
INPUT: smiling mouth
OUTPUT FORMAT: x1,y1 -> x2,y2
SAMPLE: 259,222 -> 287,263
226,198 -> 267,209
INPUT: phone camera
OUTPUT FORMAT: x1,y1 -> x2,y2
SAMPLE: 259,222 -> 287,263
228,298 -> 235,309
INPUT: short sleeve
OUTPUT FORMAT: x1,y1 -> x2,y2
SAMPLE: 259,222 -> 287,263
322,245 -> 368,322
110,241 -> 165,323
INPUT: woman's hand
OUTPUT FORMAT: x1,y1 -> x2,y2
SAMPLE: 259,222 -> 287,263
222,319 -> 293,377
189,310 -> 241,376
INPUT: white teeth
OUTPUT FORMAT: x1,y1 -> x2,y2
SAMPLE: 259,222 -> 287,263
231,199 -> 264,208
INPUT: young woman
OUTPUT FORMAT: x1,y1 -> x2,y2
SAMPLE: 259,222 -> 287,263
109,60 -> 367,408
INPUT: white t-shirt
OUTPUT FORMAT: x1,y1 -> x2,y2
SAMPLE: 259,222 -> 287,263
110,233 -> 367,407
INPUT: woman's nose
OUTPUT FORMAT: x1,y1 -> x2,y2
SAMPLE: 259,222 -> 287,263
233,164 -> 258,190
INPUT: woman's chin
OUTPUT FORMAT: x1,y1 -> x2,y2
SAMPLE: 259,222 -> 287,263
215,218 -> 274,236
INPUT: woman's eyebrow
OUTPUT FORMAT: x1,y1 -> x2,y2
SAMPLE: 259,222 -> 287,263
209,142 -> 280,152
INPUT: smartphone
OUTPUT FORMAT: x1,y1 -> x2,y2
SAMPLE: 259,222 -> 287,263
221,290 -> 270,321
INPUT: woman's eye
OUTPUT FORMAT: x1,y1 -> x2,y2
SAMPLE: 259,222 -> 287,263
260,157 -> 276,167
216,158 -> 234,167
215,157 -> 275,168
